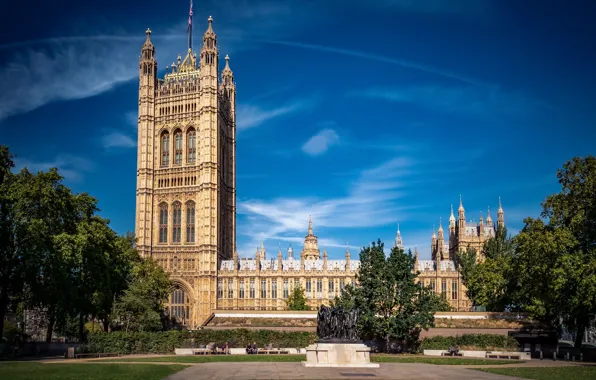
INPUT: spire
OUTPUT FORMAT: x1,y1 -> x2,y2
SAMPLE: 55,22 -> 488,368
394,224 -> 404,250
497,197 -> 505,227
479,210 -> 484,223
438,217 -> 444,232
432,225 -> 437,239
458,194 -> 464,212
200,16 -> 218,69
449,204 -> 455,222
308,215 -> 313,236
486,206 -> 493,225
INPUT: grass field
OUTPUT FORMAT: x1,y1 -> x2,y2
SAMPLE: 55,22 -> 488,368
104,353 -> 523,365
476,366 -> 596,380
0,362 -> 186,380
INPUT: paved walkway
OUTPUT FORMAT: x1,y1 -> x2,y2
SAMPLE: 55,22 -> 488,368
163,362 -> 521,380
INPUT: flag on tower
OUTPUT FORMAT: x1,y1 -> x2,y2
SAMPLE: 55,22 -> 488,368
188,0 -> 193,28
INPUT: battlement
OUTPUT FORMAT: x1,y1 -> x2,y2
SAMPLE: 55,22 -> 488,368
219,258 -> 360,273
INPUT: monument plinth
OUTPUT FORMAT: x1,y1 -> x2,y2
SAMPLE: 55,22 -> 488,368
302,306 -> 379,368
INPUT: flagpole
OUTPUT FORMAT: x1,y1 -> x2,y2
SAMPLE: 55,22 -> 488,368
188,0 -> 193,51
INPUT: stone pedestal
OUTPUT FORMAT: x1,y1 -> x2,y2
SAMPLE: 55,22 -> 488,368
302,342 -> 380,368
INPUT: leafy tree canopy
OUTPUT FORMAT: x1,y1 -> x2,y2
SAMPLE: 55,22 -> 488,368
286,285 -> 309,311
334,240 -> 449,351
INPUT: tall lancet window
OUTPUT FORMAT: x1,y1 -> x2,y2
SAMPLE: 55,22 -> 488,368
174,130 -> 183,165
161,132 -> 170,166
159,203 -> 168,243
186,201 -> 195,243
187,129 -> 196,163
172,202 -> 182,243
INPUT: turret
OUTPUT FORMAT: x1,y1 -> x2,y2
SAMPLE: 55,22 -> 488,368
301,215 -> 320,260
323,248 -> 328,271
497,197 -> 505,229
135,28 -> 157,256
277,245 -> 283,273
394,224 -> 404,251
449,204 -> 456,232
458,195 -> 466,238
287,244 -> 294,259
414,247 -> 419,272
345,244 -> 351,271
486,207 -> 493,228
438,218 -> 445,260
479,211 -> 484,235
431,226 -> 437,257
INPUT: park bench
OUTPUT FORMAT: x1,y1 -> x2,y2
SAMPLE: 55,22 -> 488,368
73,352 -> 120,359
441,347 -> 462,357
257,349 -> 290,355
486,353 -> 522,360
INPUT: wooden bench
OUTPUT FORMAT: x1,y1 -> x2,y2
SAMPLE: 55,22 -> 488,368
440,352 -> 463,357
74,353 -> 120,359
258,349 -> 290,355
486,354 -> 522,360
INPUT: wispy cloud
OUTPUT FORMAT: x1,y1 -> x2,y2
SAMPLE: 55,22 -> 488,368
125,111 -> 138,131
352,85 -> 549,120
236,98 -> 317,130
258,39 -> 496,88
302,129 -> 340,156
0,1 -> 305,121
101,132 -> 136,149
237,155 -> 420,256
13,154 -> 94,182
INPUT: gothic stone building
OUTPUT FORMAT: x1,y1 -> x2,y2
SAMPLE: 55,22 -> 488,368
134,18 -> 505,328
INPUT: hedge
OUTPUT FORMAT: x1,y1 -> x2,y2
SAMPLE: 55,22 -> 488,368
82,329 -> 317,354
419,334 -> 519,351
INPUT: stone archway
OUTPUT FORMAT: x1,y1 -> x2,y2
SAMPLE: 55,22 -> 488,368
166,279 -> 196,329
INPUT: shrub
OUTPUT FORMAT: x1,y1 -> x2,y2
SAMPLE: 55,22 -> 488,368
419,334 -> 519,351
83,329 -> 317,354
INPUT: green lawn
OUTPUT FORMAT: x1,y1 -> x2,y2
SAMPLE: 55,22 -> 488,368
476,366 -> 596,380
0,362 -> 186,380
107,354 -> 306,363
371,355 -> 523,365
104,353 -> 522,365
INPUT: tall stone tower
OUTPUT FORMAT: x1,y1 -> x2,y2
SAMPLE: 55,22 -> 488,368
135,15 -> 236,328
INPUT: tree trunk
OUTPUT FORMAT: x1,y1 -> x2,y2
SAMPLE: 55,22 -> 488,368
103,318 -> 109,333
385,336 -> 391,353
45,309 -> 55,343
575,318 -> 587,349
78,313 -> 84,343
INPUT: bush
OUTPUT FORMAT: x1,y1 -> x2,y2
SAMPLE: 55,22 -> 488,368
82,329 -> 317,354
419,334 -> 519,351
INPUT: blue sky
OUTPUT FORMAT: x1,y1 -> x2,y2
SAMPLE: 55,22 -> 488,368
1,0 -> 595,259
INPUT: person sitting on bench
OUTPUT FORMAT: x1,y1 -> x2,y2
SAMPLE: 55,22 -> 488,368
246,342 -> 257,354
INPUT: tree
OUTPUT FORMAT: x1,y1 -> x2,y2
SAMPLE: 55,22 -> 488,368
513,155 -> 596,348
457,227 -> 516,311
112,258 -> 172,332
286,285 -> 309,311
335,240 -> 449,351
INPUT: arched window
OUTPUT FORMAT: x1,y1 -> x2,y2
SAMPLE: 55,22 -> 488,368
161,132 -> 170,166
187,128 -> 196,163
159,203 -> 168,243
168,287 -> 189,323
186,201 -> 195,243
172,202 -> 182,243
174,130 -> 183,165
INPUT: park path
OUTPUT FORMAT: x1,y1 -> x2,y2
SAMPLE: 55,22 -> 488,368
161,362 -> 521,380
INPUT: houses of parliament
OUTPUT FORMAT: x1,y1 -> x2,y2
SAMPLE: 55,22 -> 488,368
135,16 -> 505,329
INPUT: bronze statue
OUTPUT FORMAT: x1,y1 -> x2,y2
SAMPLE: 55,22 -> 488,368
316,305 -> 360,342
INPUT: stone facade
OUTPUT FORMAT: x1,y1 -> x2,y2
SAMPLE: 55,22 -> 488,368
417,196 -> 505,311
134,17 -> 505,328
135,18 -> 236,328
217,216 -> 358,312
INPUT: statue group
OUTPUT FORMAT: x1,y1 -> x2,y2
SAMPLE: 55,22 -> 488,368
316,305 -> 360,343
